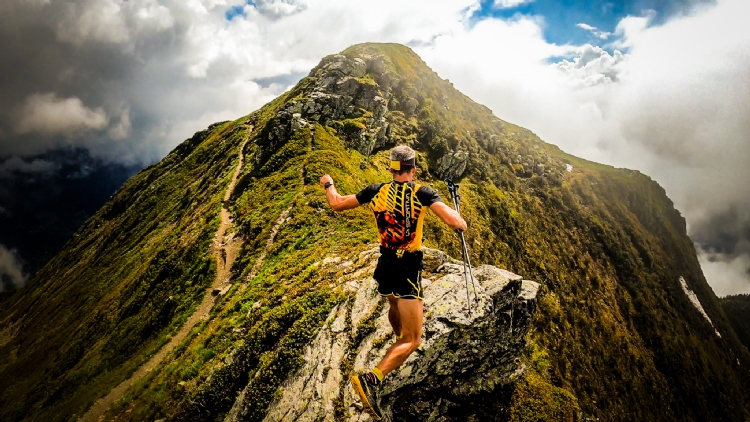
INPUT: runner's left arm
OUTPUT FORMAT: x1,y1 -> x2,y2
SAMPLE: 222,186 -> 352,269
417,186 -> 467,231
320,174 -> 361,212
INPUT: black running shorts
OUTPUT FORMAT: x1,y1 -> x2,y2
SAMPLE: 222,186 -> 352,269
373,247 -> 424,300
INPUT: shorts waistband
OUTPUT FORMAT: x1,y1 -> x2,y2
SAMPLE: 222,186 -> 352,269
379,246 -> 421,258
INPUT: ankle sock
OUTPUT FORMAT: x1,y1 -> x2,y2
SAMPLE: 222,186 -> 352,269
365,368 -> 384,385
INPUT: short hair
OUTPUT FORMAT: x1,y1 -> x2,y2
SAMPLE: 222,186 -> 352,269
390,145 -> 415,162
389,145 -> 416,175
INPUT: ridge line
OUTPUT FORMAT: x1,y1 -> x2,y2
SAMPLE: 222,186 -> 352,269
79,124 -> 253,422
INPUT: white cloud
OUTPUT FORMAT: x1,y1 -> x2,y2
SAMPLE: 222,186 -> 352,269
576,22 -> 612,39
15,93 -> 108,136
555,45 -> 626,87
254,0 -> 307,19
493,0 -> 534,9
699,252 -> 750,296
0,245 -> 27,292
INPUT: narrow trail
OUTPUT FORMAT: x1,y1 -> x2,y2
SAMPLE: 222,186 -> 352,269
81,125 -> 253,422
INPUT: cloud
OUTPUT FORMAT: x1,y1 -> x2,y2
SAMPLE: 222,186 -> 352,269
15,93 -> 108,136
555,44 -> 626,87
691,205 -> 750,258
493,0 -> 534,9
108,108 -> 132,140
253,0 -> 308,20
0,0 -> 480,164
576,22 -> 612,39
698,253 -> 750,297
0,245 -> 27,292
0,156 -> 59,179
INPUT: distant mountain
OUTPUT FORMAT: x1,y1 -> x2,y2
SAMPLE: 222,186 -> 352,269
0,148 -> 140,286
0,43 -> 748,422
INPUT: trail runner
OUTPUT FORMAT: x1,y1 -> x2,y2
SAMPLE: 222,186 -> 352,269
320,145 -> 467,420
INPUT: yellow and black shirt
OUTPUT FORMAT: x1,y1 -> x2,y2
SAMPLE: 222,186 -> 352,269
355,180 -> 442,252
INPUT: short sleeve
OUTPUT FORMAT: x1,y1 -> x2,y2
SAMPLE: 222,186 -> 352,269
416,186 -> 442,207
355,184 -> 382,205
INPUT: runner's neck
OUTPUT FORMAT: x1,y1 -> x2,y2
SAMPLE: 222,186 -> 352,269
392,174 -> 413,183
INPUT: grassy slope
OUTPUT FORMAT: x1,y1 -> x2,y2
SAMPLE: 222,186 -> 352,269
721,294 -> 750,352
0,121 -> 248,421
1,43 -> 749,422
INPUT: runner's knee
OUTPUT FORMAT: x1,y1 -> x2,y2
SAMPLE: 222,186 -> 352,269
402,335 -> 421,353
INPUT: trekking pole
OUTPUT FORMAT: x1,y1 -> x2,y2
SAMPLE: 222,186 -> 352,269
444,178 -> 478,318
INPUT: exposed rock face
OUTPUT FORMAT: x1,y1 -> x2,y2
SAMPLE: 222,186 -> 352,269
308,53 -> 393,156
251,50 -> 481,175
437,150 -> 469,180
247,247 -> 540,422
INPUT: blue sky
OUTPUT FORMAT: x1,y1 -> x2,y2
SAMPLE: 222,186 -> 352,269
474,0 -> 713,45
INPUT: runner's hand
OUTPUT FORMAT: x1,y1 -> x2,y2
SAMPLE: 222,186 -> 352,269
320,174 -> 333,188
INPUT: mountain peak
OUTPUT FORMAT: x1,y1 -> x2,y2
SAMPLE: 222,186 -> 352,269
249,42 -> 566,186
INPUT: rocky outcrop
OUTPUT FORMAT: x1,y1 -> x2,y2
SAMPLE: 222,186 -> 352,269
437,150 -> 469,180
237,247 -> 540,422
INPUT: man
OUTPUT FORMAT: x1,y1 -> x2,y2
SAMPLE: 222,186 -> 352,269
320,145 -> 467,420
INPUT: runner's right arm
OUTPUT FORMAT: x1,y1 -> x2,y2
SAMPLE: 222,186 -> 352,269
320,174 -> 360,212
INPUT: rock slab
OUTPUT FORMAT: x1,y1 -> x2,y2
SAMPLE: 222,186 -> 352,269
246,247 -> 540,422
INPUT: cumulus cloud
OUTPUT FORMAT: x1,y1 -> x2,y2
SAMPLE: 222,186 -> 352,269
0,245 -> 27,292
555,45 -> 626,87
15,93 -> 108,136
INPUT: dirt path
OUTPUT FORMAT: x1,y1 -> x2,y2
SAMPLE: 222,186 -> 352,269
80,125 -> 253,422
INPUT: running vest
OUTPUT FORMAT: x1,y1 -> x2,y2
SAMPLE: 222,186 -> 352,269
361,181 -> 431,252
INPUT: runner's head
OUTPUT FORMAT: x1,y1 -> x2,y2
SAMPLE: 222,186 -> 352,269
389,145 -> 416,179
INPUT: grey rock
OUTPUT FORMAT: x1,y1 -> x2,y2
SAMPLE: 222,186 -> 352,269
252,247 -> 540,422
403,97 -> 419,116
437,150 -> 469,180
422,247 -> 449,272
368,55 -> 387,76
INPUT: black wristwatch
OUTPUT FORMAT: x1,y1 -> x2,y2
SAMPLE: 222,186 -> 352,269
324,181 -> 333,190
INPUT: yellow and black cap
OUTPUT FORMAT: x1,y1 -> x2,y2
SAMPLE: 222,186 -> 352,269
390,158 -> 416,171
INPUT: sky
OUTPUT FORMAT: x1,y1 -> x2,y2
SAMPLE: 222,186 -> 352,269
0,0 -> 748,296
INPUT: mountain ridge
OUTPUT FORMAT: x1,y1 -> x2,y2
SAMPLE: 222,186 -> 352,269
0,42 -> 748,421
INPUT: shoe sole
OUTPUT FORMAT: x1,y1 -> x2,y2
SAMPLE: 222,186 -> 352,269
350,376 -> 383,421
